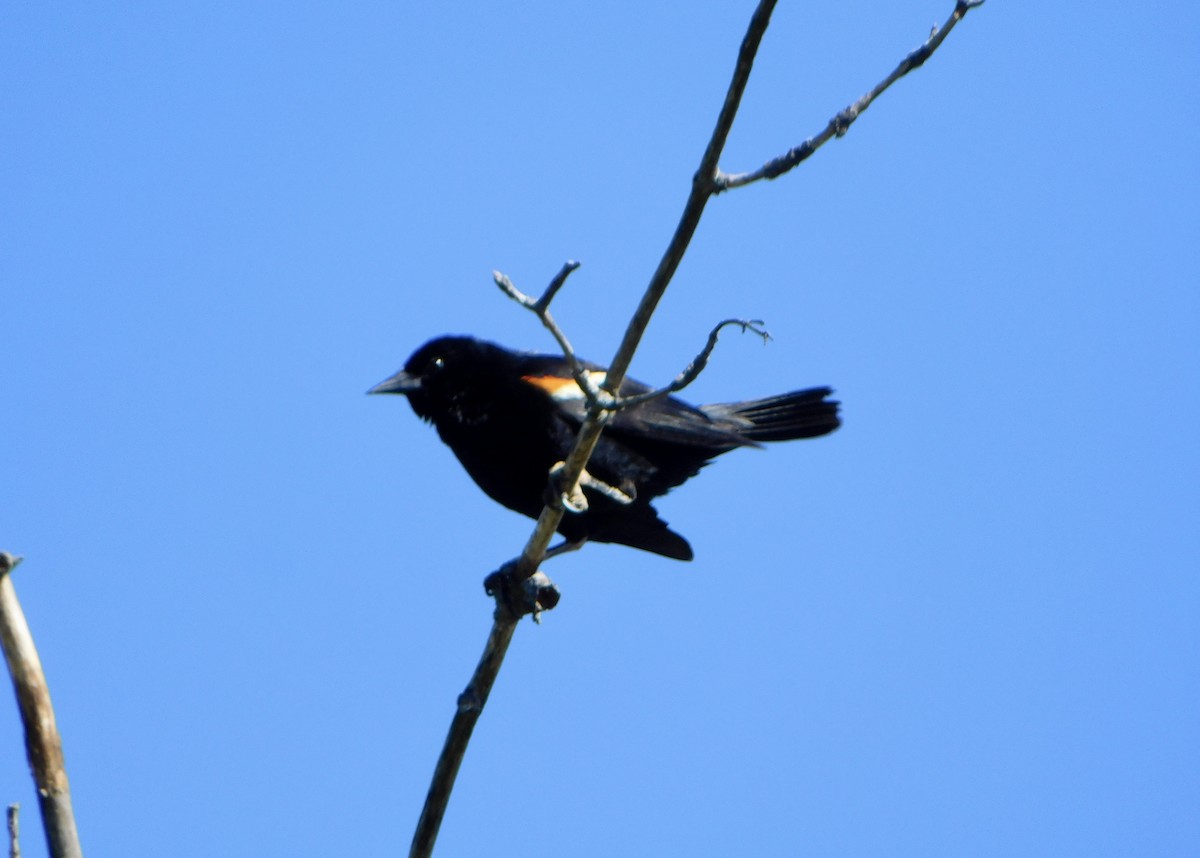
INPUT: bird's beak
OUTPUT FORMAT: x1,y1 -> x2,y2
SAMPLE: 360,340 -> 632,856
367,369 -> 422,395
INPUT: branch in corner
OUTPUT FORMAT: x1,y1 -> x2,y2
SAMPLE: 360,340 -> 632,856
0,553 -> 84,858
715,0 -> 986,192
7,804 -> 18,858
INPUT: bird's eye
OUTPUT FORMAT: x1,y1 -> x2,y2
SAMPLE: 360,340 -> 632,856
430,356 -> 445,372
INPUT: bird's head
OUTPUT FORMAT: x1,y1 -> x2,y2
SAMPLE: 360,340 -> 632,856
368,335 -> 505,424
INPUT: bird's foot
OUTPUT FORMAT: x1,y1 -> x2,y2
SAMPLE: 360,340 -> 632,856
484,562 -> 561,623
547,461 -> 589,512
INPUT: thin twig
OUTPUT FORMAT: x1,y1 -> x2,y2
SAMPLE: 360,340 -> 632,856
717,0 -> 985,190
0,554 -> 83,858
7,804 -> 18,858
494,265 -> 610,410
533,261 -> 582,315
498,273 -> 773,413
611,319 -> 771,410
409,617 -> 517,858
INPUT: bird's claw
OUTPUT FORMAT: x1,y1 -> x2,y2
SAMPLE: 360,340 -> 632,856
548,461 -> 589,513
484,563 -> 561,622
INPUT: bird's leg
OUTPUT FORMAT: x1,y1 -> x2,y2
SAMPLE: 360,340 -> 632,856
544,537 -> 588,561
547,461 -> 634,513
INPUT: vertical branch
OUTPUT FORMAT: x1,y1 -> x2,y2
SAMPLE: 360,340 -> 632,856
605,0 -> 777,391
510,0 -> 780,580
7,805 -> 18,858
409,618 -> 517,858
0,553 -> 83,858
410,9 -> 782,852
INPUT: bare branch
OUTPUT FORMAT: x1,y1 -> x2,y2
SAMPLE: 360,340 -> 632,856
7,804 -> 18,858
498,269 -> 773,416
717,0 -> 984,190
409,615 -> 518,858
0,553 -> 83,858
612,319 -> 771,410
410,3 -> 986,854
494,259 -> 581,315
533,260 -> 582,314
604,0 -> 778,392
495,265 -> 611,411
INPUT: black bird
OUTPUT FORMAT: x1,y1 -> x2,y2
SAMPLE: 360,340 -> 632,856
370,335 -> 840,561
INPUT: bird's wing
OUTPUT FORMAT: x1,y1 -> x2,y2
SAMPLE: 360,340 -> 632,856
517,361 -> 750,449
517,362 -> 753,500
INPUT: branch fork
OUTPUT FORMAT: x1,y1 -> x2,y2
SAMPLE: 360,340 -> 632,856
715,0 -> 985,192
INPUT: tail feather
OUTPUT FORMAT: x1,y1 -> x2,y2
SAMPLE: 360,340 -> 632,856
705,387 -> 841,443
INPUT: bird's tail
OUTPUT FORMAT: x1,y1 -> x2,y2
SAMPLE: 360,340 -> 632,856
705,387 -> 841,443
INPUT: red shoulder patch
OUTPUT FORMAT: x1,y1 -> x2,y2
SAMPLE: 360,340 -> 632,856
522,371 -> 607,401
521,374 -> 577,395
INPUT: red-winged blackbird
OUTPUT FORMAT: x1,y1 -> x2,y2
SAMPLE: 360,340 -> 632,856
370,335 -> 840,561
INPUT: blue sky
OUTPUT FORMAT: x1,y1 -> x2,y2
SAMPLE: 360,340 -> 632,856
3,2 -> 1198,856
